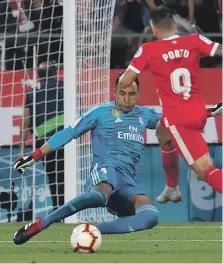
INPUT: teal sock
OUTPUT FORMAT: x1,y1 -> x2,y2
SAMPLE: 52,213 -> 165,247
96,204 -> 159,234
41,188 -> 107,228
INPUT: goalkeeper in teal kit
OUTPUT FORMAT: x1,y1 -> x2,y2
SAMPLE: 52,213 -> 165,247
13,72 -> 161,245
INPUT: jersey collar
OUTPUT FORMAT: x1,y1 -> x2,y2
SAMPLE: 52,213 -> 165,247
162,34 -> 180,40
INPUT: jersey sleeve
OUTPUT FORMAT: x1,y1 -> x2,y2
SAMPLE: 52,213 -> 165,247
47,105 -> 99,150
197,34 -> 219,57
69,106 -> 99,138
145,108 -> 162,129
128,44 -> 149,74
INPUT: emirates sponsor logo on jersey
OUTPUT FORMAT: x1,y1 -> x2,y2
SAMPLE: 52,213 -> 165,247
117,125 -> 144,143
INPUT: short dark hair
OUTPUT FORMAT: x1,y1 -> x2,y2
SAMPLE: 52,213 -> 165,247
150,5 -> 175,30
115,72 -> 139,89
37,61 -> 57,80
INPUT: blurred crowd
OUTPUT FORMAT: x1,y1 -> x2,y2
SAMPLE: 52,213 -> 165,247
111,0 -> 222,68
0,0 -> 221,70
0,0 -> 63,70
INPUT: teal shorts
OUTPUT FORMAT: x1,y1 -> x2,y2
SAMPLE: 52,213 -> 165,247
84,162 -> 146,200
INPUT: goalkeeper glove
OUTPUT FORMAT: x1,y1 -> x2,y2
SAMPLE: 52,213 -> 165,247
14,149 -> 44,174
207,102 -> 222,117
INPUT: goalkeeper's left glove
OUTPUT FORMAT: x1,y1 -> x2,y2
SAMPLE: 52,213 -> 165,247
207,102 -> 222,117
14,149 -> 44,174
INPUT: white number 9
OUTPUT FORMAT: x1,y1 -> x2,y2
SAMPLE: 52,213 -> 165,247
170,68 -> 191,100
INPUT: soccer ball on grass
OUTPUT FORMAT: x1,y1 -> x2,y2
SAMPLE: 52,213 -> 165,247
70,223 -> 102,253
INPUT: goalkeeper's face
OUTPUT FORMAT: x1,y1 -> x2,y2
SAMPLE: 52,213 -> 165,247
115,82 -> 139,112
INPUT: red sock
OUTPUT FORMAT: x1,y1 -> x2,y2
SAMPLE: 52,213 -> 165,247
205,167 -> 222,193
161,146 -> 179,188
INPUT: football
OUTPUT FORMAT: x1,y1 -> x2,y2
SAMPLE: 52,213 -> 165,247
70,223 -> 102,253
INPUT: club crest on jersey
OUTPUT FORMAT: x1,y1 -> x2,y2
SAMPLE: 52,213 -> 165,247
139,117 -> 144,126
112,109 -> 121,118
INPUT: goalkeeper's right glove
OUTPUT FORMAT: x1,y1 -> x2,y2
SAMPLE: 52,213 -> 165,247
14,149 -> 44,174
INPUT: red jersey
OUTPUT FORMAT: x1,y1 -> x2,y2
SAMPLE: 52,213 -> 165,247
129,34 -> 219,112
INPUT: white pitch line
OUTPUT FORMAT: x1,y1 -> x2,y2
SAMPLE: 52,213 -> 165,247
0,240 -> 221,243
0,226 -> 221,230
156,226 -> 222,229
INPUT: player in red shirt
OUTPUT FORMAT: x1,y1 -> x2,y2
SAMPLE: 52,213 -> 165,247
119,6 -> 222,194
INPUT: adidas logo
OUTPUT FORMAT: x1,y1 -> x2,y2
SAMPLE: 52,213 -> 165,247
115,117 -> 122,123
24,220 -> 37,230
128,225 -> 135,232
69,204 -> 77,212
100,168 -> 107,173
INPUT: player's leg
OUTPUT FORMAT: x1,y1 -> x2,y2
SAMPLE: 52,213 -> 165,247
106,191 -> 135,217
42,165 -> 114,225
13,164 -> 116,245
96,187 -> 159,234
156,121 -> 181,203
190,153 -> 222,193
165,123 -> 222,193
156,103 -> 223,202
156,120 -> 179,188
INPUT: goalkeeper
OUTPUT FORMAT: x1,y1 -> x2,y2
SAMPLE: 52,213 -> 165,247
13,72 -> 160,245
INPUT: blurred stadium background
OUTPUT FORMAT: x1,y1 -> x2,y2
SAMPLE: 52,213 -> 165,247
0,0 -> 222,226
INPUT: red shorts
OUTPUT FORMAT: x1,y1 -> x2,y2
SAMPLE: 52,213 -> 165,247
161,105 -> 208,165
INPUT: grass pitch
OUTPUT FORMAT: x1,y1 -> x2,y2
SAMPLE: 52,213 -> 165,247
0,222 -> 221,263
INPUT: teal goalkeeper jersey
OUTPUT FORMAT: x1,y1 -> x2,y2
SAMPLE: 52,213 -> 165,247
48,101 -> 161,176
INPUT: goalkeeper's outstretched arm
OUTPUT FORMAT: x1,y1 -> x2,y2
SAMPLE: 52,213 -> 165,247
14,107 -> 98,173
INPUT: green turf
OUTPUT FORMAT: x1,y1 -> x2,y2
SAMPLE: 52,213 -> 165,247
0,222 -> 221,263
